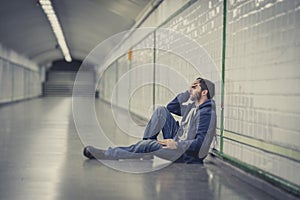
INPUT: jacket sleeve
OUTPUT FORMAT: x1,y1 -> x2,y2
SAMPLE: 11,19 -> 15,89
176,109 -> 213,154
166,90 -> 190,116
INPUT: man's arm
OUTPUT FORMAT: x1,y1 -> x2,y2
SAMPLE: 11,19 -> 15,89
166,90 -> 190,116
176,109 -> 215,154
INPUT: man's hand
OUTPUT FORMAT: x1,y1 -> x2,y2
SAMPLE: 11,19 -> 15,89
158,139 -> 177,149
189,80 -> 200,93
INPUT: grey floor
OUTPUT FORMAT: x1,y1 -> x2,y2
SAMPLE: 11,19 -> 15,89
0,97 -> 286,200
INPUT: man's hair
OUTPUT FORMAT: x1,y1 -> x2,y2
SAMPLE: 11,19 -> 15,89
196,77 -> 215,99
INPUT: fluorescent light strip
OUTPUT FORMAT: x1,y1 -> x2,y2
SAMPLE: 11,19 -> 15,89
39,0 -> 72,62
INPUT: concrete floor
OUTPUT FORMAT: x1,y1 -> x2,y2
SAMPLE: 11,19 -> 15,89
0,97 -> 290,200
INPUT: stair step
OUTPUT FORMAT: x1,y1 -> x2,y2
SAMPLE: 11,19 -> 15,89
44,71 -> 96,97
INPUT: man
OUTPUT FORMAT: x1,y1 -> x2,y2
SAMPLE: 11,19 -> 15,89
83,77 -> 216,163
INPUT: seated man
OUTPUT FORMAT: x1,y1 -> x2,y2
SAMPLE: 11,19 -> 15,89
83,77 -> 216,164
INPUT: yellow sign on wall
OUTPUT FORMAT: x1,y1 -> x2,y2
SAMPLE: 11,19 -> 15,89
128,50 -> 132,60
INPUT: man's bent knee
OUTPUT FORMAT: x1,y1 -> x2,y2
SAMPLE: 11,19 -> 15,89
154,106 -> 168,115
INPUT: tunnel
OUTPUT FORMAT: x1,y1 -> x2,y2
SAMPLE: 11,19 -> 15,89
0,0 -> 299,199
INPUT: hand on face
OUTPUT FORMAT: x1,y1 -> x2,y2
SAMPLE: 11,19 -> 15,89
189,80 -> 202,102
189,80 -> 200,94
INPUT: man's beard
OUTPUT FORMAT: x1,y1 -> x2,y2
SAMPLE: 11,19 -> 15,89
190,91 -> 202,102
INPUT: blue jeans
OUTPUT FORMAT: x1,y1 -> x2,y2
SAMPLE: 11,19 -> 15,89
104,106 -> 182,161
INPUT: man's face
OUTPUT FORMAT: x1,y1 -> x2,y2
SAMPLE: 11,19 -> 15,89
189,80 -> 202,102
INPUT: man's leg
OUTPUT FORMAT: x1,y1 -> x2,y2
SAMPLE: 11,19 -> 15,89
84,140 -> 163,160
84,107 -> 179,160
143,106 -> 179,140
84,140 -> 183,161
105,140 -> 162,159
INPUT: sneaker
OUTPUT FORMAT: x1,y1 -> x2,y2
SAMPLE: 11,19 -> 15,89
83,146 -> 106,159
83,146 -> 95,159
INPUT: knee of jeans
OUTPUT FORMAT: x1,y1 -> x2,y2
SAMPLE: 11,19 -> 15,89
154,106 -> 167,115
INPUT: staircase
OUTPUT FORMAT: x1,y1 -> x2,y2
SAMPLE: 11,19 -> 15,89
43,71 -> 95,97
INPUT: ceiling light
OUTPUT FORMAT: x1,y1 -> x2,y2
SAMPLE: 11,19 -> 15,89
39,0 -> 72,62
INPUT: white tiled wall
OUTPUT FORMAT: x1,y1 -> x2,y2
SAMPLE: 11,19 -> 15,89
224,139 -> 300,186
0,43 -> 42,103
225,0 -> 300,186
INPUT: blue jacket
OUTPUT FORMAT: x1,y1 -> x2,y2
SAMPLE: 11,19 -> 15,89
166,91 -> 216,163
